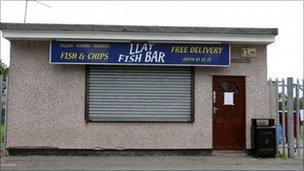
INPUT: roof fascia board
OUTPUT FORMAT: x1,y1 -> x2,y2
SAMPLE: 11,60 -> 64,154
2,29 -> 275,44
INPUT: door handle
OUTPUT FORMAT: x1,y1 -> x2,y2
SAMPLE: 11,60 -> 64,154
213,107 -> 219,113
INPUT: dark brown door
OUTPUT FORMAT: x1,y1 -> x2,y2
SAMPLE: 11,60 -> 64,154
213,76 -> 245,150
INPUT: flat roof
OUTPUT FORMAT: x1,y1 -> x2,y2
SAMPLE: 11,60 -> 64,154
0,23 -> 278,44
0,22 -> 278,36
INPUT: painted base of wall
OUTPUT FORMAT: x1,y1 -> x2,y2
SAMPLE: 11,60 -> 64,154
7,148 -> 213,156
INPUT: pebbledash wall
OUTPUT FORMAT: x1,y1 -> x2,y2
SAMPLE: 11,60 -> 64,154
1,23 -> 277,152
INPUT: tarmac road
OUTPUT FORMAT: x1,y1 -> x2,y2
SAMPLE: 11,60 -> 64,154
0,154 -> 303,171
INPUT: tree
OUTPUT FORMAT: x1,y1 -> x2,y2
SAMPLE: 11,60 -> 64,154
0,60 -> 8,76
0,60 -> 8,124
278,92 -> 304,111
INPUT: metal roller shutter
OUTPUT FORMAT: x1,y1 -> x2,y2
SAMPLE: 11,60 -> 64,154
87,66 -> 193,122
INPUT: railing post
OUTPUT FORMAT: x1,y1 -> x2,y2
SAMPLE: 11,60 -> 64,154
302,79 -> 304,163
295,79 -> 300,155
269,78 -> 272,117
287,77 -> 294,158
275,79 -> 279,154
281,79 -> 286,155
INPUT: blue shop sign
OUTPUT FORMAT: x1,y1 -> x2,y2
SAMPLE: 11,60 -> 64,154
50,41 -> 230,66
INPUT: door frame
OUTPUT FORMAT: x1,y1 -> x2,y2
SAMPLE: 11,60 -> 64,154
212,75 -> 246,150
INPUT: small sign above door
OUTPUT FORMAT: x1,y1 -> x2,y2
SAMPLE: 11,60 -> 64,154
241,47 -> 257,58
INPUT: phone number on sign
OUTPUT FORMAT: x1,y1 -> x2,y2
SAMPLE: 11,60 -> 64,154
183,57 -> 212,62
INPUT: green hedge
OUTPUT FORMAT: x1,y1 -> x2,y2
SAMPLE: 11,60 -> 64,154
0,124 -> 4,143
